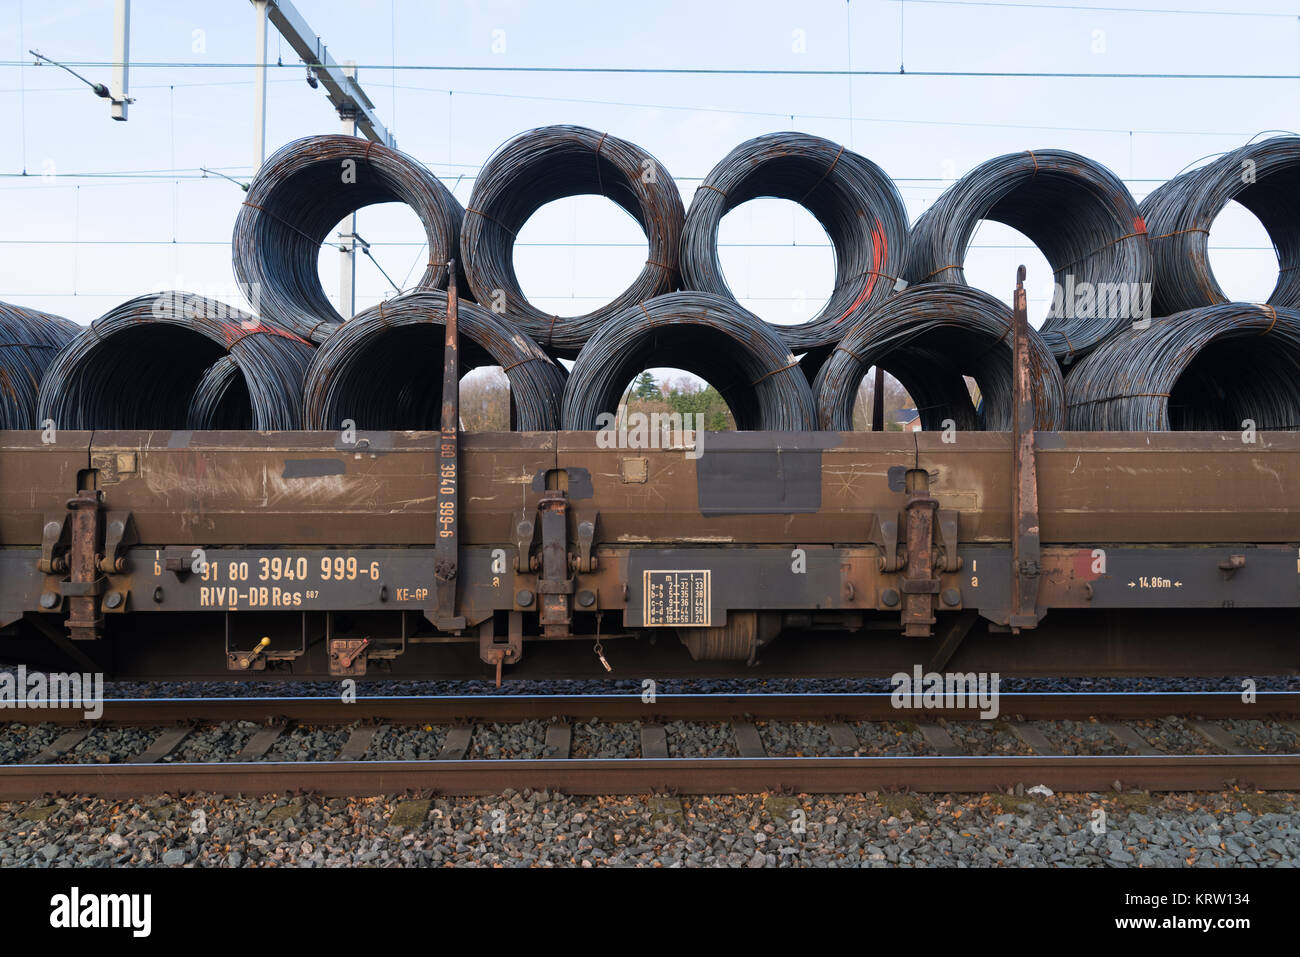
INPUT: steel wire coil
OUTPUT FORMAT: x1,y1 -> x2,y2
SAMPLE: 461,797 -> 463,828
905,149 -> 1151,364
1139,136 -> 1300,315
1064,302 -> 1300,431
460,125 -> 684,357
562,291 -> 817,431
37,292 -> 314,430
302,290 -> 566,431
0,301 -> 80,429
233,135 -> 466,343
679,132 -> 910,352
188,356 -> 253,430
813,285 -> 1066,432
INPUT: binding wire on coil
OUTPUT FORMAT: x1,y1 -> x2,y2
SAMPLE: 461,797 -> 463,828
301,290 -> 567,431
561,291 -> 817,432
905,149 -> 1151,365
1140,135 -> 1300,315
813,285 -> 1066,432
1064,302 -> 1300,431
460,125 -> 684,357
0,301 -> 80,429
233,134 -> 466,343
679,131 -> 911,352
37,292 -> 315,430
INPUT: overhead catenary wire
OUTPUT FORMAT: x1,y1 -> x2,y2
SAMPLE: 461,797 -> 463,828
460,125 -> 684,357
301,290 -> 566,431
678,132 -> 910,352
813,284 -> 1065,432
232,135 -> 466,343
1139,135 -> 1300,315
1064,302 -> 1300,431
562,291 -> 817,431
0,301 -> 80,429
905,148 -> 1152,364
37,292 -> 315,430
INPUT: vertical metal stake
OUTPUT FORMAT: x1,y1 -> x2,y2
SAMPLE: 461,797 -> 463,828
1010,265 -> 1042,630
434,261 -> 466,631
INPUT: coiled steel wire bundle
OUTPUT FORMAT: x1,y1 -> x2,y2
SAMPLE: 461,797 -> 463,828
233,135 -> 466,343
1139,136 -> 1300,315
905,149 -> 1151,364
679,132 -> 910,352
813,285 -> 1066,432
1064,302 -> 1300,431
0,301 -> 80,429
460,125 -> 684,357
562,291 -> 817,431
188,356 -> 254,430
37,292 -> 314,430
302,290 -> 566,431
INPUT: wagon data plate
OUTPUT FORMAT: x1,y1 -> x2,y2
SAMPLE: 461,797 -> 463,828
642,570 -> 711,627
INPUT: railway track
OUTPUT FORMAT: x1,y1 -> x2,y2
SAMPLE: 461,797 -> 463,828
1,693 -> 1297,800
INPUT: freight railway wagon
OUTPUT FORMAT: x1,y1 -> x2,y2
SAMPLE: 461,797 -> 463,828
1,417 -> 1297,682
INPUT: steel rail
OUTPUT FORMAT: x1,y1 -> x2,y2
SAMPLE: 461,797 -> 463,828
1,754 -> 1296,800
6,692 -> 1297,726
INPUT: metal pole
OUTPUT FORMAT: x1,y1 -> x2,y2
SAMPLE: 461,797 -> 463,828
435,261 -> 466,633
111,0 -> 130,121
339,76 -> 357,318
1009,265 -> 1042,631
252,0 -> 268,168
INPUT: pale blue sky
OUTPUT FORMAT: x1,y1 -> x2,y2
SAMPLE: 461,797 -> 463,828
1,0 -> 1297,332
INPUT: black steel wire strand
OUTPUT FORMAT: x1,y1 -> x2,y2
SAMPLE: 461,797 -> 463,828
679,132 -> 910,352
233,134 -> 466,343
302,290 -> 565,431
0,301 -> 80,429
1064,302 -> 1300,431
1140,136 -> 1300,315
561,291 -> 817,431
814,285 -> 1066,431
905,149 -> 1151,364
37,292 -> 314,430
460,125 -> 684,357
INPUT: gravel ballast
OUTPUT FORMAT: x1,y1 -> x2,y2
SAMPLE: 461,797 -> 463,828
1,789 -> 1295,867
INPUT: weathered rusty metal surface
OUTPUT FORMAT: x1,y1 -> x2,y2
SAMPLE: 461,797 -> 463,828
1,426 -> 1298,672
23,430 -> 556,547
2,753 -> 1297,801
5,605 -> 1296,679
6,692 -> 1295,727
0,431 -> 92,547
919,431 -> 1300,544
1008,266 -> 1043,630
4,430 -> 1295,549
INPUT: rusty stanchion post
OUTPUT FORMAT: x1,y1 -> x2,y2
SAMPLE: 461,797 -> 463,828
1010,265 -> 1042,630
434,261 -> 466,631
